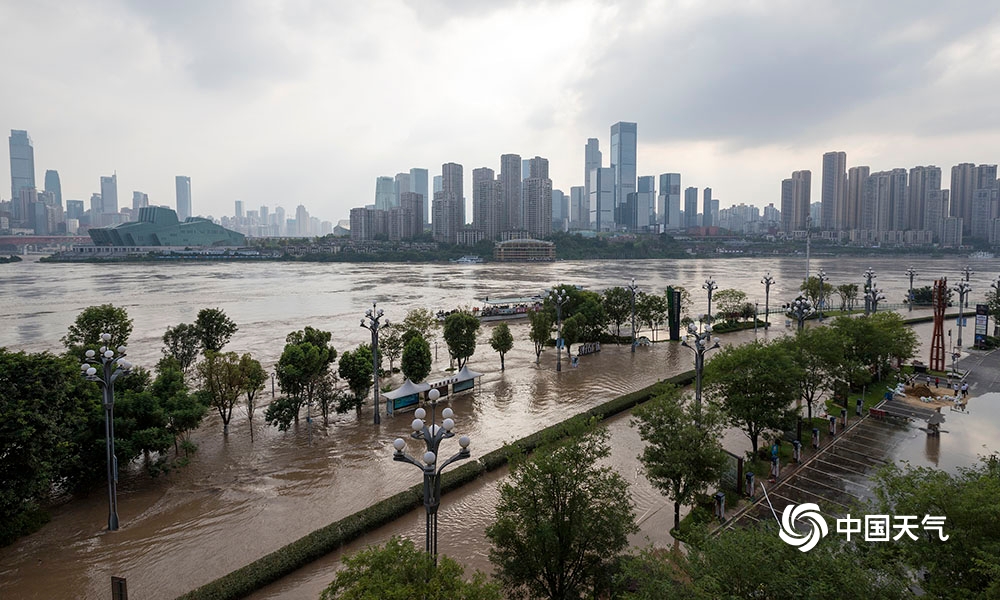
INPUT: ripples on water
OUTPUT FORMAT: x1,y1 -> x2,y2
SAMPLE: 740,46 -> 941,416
0,256 -> 995,599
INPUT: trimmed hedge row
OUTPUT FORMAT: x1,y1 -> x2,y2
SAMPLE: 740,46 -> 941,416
177,369 -> 696,600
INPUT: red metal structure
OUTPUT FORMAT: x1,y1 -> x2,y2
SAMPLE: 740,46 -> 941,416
930,278 -> 947,372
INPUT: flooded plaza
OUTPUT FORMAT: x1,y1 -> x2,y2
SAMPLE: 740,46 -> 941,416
0,255 -> 997,599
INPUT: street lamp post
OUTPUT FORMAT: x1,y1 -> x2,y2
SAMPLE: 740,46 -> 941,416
954,281 -> 971,349
816,269 -> 827,320
991,276 -> 1000,336
392,388 -> 471,564
867,284 -> 886,314
863,268 -> 876,315
703,278 -> 717,325
761,272 -> 774,329
627,278 -> 639,352
80,333 -> 132,531
784,294 -> 814,331
549,287 -> 568,371
360,303 -> 389,425
905,266 -> 917,312
681,318 -> 720,420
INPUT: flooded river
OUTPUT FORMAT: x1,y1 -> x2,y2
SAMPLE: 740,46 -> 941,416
0,255 -> 996,599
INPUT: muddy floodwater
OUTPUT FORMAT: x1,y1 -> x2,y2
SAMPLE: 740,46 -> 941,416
0,255 -> 996,599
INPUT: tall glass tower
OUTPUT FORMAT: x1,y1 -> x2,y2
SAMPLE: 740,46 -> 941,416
610,122 -> 637,228
9,130 -> 35,202
176,176 -> 192,221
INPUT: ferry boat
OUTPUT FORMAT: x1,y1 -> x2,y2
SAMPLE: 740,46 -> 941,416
437,295 -> 543,322
450,255 -> 484,264
969,251 -> 995,260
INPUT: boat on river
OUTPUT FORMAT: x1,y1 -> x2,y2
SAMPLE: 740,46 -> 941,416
437,295 -> 543,322
450,255 -> 484,264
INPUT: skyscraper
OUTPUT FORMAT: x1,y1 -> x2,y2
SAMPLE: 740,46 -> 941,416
409,168 -> 429,226
432,162 -> 464,243
375,176 -> 395,210
234,200 -> 244,218
552,189 -> 569,232
522,156 -> 553,238
702,187 -> 714,228
821,151 -> 847,231
634,176 -> 655,230
394,172 -> 411,207
584,138 -> 601,221
100,174 -> 118,215
846,166 -> 870,230
570,186 -> 586,229
950,163 -> 976,233
907,166 -> 941,231
658,173 -> 681,230
500,153 -> 522,231
176,176 -> 192,221
780,171 -> 811,233
44,170 -> 62,207
472,167 -> 500,240
589,168 -> 614,232
132,191 -> 149,211
610,122 -> 637,227
684,187 -> 699,228
9,130 -> 35,204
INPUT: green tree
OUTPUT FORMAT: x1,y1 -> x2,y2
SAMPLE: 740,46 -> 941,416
238,353 -> 267,441
195,351 -> 243,435
401,307 -> 440,343
338,344 -> 374,417
704,341 -> 798,455
780,326 -> 841,420
161,322 -> 201,377
636,292 -> 668,340
603,286 -> 633,340
910,285 -> 953,307
529,309 -> 553,363
195,307 -> 238,353
486,427 -> 638,600
443,311 -> 480,370
488,322 -> 514,371
153,358 -> 208,455
836,283 -> 859,311
379,324 -> 404,374
61,304 -> 133,360
632,386 -> 728,531
873,454 -> 1000,599
266,327 -> 338,430
560,313 -> 586,358
800,275 -> 835,308
831,312 -> 918,384
320,537 -> 500,600
401,334 -> 432,383
0,350 -> 100,544
713,289 -> 748,323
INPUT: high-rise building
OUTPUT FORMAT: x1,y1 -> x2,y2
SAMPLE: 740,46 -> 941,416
971,188 -> 994,240
43,169 -> 62,207
375,176 -> 395,210
132,191 -> 149,211
432,162 -> 464,243
950,163 -> 975,233
862,169 -> 906,231
941,216 -> 963,248
781,171 -> 811,233
234,200 -> 244,218
472,167 -> 500,240
584,138 -> 601,219
684,187 -> 699,228
175,176 -> 192,221
295,205 -> 310,236
100,174 -> 118,215
394,172 -> 411,207
702,187 -> 714,228
821,151 -> 847,231
633,176 -> 655,230
589,167 -> 615,231
409,168 -> 429,226
610,122 -> 637,227
9,130 -> 35,204
570,186 -> 586,229
925,190 -> 948,241
500,154 -> 522,231
907,166 -> 941,231
66,199 -> 84,221
846,166 -> 870,230
552,189 -> 569,232
398,192 -> 424,240
658,173 -> 681,230
522,156 -> 553,238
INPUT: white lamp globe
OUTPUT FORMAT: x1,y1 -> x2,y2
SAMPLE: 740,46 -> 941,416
86,367 -> 97,376
423,451 -> 436,465
104,350 -> 114,359
411,418 -> 424,432
414,407 -> 426,420
85,349 -> 95,358
101,333 -> 111,342
443,418 -> 455,431
393,438 -> 406,452
459,435 -> 471,448
441,407 -> 454,419
428,388 -> 440,402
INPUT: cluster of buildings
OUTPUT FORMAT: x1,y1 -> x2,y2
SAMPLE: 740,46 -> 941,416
781,153 -> 1000,247
2,129 -> 333,239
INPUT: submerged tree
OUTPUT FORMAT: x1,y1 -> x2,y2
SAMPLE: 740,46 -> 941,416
488,323 -> 514,371
401,333 -> 432,383
238,353 -> 267,441
195,307 -> 238,353
62,304 -> 133,360
161,322 -> 201,377
443,311 -> 480,370
196,351 -> 243,435
529,309 -> 553,364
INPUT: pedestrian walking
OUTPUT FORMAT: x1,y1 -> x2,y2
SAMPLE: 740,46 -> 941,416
935,376 -> 940,388
961,382 -> 969,398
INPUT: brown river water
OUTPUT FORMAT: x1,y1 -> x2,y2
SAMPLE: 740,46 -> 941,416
0,255 -> 996,599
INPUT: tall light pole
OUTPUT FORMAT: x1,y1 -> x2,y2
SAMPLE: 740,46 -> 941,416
703,277 -> 717,325
81,333 -> 132,531
360,303 -> 389,425
549,287 -> 568,371
392,388 -> 471,564
962,265 -> 974,283
992,275 -> 1000,337
867,284 -> 886,314
784,294 -> 814,331
805,214 -> 812,282
761,272 -> 774,329
816,269 -> 827,319
627,277 -> 639,353
954,280 -> 971,349
905,266 -> 917,312
681,319 -> 720,421
960,265 -> 974,323
863,268 -> 877,315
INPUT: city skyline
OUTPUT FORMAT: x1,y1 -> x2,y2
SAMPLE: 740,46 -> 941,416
1,2 -> 999,223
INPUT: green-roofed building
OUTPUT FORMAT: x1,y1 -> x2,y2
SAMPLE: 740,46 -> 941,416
88,206 -> 246,247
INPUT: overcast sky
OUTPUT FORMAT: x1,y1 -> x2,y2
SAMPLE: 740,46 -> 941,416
4,0 -> 1000,223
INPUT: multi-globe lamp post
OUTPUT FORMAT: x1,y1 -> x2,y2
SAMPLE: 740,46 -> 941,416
863,268 -> 877,315
905,266 -> 918,312
392,388 -> 471,564
816,269 -> 827,319
681,318 -> 720,419
784,294 -> 814,331
867,283 -> 887,314
761,272 -> 775,329
703,278 -> 718,325
549,287 -> 568,371
992,275 -> 1000,336
360,303 -> 389,425
954,280 -> 972,349
627,277 -> 639,352
80,333 -> 133,531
